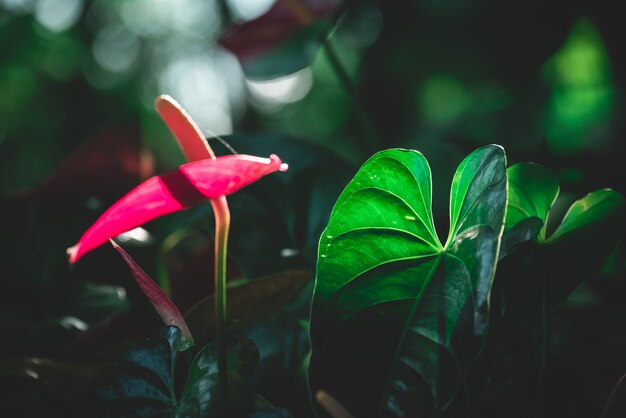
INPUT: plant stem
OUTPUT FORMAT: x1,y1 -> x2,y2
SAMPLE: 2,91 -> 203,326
210,195 -> 231,417
320,36 -> 381,154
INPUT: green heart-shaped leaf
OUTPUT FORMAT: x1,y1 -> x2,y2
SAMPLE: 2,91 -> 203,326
85,326 -> 259,417
548,189 -> 625,243
498,163 -> 559,258
502,163 -> 625,309
506,163 -> 559,240
310,145 -> 507,416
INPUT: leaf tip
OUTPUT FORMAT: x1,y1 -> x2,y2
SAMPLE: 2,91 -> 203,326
154,94 -> 177,111
154,94 -> 215,162
66,245 -> 79,264
270,154 -> 288,172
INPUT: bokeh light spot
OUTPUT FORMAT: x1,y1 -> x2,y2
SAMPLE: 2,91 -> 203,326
418,74 -> 470,124
542,19 -> 615,154
226,0 -> 274,21
34,0 -> 83,32
247,67 -> 313,111
92,25 -> 140,73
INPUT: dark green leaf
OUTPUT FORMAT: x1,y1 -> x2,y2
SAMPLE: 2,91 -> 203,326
177,336 -> 259,417
543,189 -> 625,307
548,189 -> 624,243
185,271 -> 311,347
310,146 -> 507,416
502,162 -> 625,309
86,326 -> 179,417
499,217 -> 542,259
242,22 -> 331,80
505,163 -> 559,241
247,394 -> 293,418
85,326 -> 259,417
0,357 -> 107,406
500,163 -> 559,256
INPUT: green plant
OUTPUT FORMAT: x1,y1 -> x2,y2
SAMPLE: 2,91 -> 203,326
2,2 -> 624,417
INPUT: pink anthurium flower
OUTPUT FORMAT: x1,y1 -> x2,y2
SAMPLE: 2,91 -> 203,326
69,95 -> 285,412
67,153 -> 287,263
110,239 -> 194,351
68,95 -> 287,263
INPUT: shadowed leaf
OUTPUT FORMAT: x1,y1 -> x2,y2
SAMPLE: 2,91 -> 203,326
83,326 -> 258,417
310,146 -> 507,416
185,270 -> 311,347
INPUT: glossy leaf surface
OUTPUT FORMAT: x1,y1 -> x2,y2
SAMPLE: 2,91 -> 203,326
548,189 -> 624,243
505,163 -> 559,239
542,189 -> 625,308
490,166 -> 625,417
112,240 -> 194,351
501,163 -> 625,310
68,154 -> 287,262
85,326 -> 180,417
85,326 -> 259,417
499,163 -> 559,257
177,336 -> 259,417
310,146 -> 507,416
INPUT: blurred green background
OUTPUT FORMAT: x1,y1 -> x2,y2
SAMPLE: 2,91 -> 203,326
2,0 -> 624,192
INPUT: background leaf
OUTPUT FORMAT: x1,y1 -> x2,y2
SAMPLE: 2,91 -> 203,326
218,0 -> 339,79
84,326 -> 260,417
505,163 -> 560,241
177,336 -> 259,417
85,326 -> 180,417
501,164 -> 625,313
543,189 -> 625,307
185,271 -> 310,348
486,167 -> 625,417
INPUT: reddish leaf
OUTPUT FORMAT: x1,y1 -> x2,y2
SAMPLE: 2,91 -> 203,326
25,126 -> 152,198
154,95 -> 215,162
219,0 -> 338,61
110,240 -> 194,351
68,154 -> 288,263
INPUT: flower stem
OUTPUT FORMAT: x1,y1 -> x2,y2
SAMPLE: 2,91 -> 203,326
210,195 -> 230,416
320,36 -> 381,154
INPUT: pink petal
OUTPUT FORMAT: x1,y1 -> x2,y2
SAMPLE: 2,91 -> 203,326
68,154 -> 287,263
110,240 -> 194,351
154,95 -> 215,162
